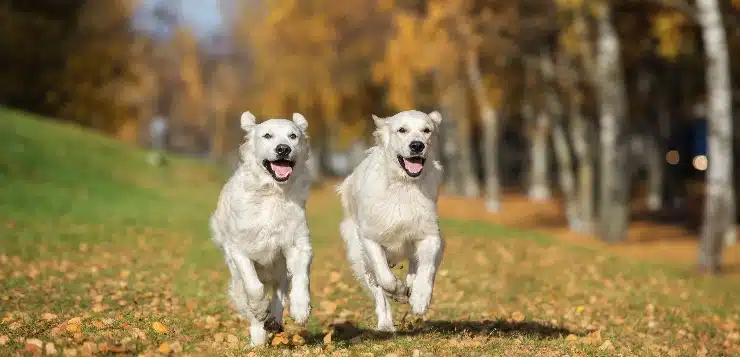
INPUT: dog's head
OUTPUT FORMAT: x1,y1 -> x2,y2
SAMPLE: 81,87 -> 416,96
372,110 -> 443,179
239,111 -> 310,183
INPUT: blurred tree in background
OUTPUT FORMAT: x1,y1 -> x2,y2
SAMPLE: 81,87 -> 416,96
0,0 -> 739,273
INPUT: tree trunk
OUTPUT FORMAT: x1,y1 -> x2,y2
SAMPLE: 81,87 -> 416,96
466,51 -> 500,212
645,133 -> 664,211
570,104 -> 595,233
529,110 -> 552,201
596,4 -> 630,243
438,78 -> 463,195
540,50 -> 578,229
454,80 -> 480,197
696,0 -> 736,272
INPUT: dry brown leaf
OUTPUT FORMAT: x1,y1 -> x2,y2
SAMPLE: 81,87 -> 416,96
157,342 -> 171,354
62,348 -> 78,357
25,338 -> 43,353
213,333 -> 225,342
170,341 -> 183,353
80,342 -> 98,357
598,340 -> 614,351
566,334 -> 578,341
323,330 -> 334,344
292,334 -> 305,345
91,320 -> 105,329
45,342 -> 57,356
66,324 -> 81,334
0,335 -> 9,346
511,311 -> 525,322
151,321 -> 168,334
329,271 -> 341,283
41,313 -> 58,321
271,332 -> 289,346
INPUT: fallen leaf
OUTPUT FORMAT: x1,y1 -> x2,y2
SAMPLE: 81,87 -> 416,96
25,338 -> 43,353
42,313 -> 58,321
45,342 -> 57,356
271,332 -> 289,346
292,334 -> 305,345
566,334 -> 578,341
213,333 -> 225,342
158,342 -> 171,354
62,348 -> 78,357
170,341 -> 183,353
0,335 -> 9,345
80,342 -> 98,357
151,321 -> 168,334
599,340 -> 614,351
511,311 -> 525,322
329,271 -> 341,283
323,331 -> 333,344
66,324 -> 81,334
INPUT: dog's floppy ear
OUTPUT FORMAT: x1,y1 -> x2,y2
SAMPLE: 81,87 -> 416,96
372,114 -> 386,128
292,113 -> 308,134
240,111 -> 256,132
428,111 -> 443,126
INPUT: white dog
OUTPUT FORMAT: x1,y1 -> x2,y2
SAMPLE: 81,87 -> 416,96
210,111 -> 313,347
337,110 -> 444,332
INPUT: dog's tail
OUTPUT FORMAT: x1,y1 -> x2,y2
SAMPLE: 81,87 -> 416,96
339,218 -> 373,291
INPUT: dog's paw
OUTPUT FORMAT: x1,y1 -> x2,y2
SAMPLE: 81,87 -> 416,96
264,316 -> 284,334
383,279 -> 410,303
290,298 -> 311,325
408,287 -> 431,315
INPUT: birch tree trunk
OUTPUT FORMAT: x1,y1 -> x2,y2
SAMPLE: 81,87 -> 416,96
541,51 -> 578,230
596,4 -> 630,243
453,79 -> 481,197
530,110 -> 552,201
696,0 -> 736,272
438,77 -> 464,195
466,51 -> 500,211
569,100 -> 595,233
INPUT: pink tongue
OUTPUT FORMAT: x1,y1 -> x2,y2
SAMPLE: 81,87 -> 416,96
403,158 -> 423,174
270,162 -> 293,178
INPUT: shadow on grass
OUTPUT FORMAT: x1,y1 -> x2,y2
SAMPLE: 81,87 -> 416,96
303,319 -> 580,345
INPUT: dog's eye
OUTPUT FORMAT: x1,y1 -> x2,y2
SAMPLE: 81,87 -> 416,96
289,133 -> 297,140
422,128 -> 431,134
397,127 -> 407,134
262,133 -> 272,139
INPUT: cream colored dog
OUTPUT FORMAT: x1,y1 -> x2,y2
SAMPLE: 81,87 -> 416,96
337,110 -> 444,332
210,112 -> 313,347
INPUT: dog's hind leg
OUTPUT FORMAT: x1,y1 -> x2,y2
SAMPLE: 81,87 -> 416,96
362,238 -> 409,302
405,254 -> 418,291
369,281 -> 396,332
265,271 -> 288,333
341,219 -> 396,332
408,235 -> 443,316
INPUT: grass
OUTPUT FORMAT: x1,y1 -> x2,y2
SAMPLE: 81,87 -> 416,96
0,108 -> 738,356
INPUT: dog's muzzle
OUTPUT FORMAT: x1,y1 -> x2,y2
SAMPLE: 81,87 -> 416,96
397,155 -> 426,178
263,145 -> 296,182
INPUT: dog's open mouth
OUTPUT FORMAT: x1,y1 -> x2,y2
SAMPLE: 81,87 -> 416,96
397,155 -> 425,177
263,159 -> 295,182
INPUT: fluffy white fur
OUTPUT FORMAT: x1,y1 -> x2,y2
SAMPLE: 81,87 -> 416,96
210,111 -> 313,347
337,110 -> 445,332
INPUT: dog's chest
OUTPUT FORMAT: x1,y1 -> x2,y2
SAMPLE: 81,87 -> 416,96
361,186 -> 437,242
230,196 -> 303,263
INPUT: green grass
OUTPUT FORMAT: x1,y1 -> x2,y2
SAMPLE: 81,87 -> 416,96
0,108 -> 738,356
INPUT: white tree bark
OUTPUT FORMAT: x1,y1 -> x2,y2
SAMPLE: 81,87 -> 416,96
529,110 -> 552,201
696,0 -> 736,272
596,4 -> 630,243
466,51 -> 500,212
569,102 -> 595,233
541,50 -> 578,229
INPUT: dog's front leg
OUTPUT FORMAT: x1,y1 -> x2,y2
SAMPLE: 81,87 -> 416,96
225,244 -> 270,347
285,237 -> 312,325
409,235 -> 443,315
363,238 -> 409,302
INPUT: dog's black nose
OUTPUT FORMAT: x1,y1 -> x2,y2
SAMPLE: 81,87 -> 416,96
409,141 -> 425,154
275,144 -> 291,156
